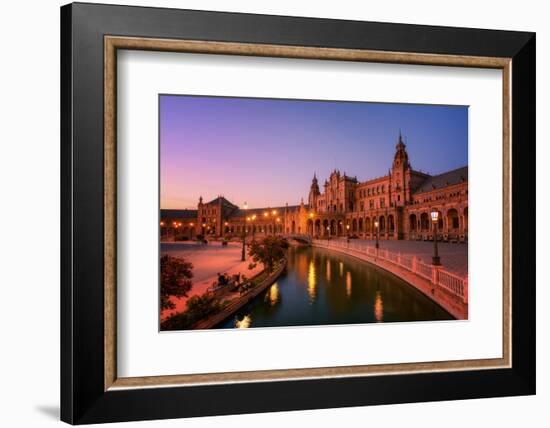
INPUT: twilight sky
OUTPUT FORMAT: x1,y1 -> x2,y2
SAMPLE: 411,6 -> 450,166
160,95 -> 468,209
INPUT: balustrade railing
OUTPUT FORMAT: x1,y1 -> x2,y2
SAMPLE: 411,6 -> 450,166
312,239 -> 468,303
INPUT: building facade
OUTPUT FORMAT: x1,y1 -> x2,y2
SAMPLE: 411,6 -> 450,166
161,134 -> 468,243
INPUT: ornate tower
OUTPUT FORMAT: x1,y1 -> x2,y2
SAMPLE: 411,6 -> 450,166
391,131 -> 411,206
308,173 -> 320,211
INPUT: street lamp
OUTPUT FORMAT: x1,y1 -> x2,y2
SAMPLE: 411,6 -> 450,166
327,225 -> 331,241
346,223 -> 350,243
374,220 -> 379,249
242,202 -> 248,261
271,210 -> 277,236
251,214 -> 257,240
431,210 -> 441,266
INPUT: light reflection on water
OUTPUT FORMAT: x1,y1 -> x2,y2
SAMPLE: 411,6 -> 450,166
219,246 -> 453,329
307,261 -> 317,303
374,290 -> 384,322
346,271 -> 352,298
235,314 -> 251,328
265,283 -> 279,306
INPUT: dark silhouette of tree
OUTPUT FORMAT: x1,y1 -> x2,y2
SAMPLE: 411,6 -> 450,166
185,294 -> 223,319
160,293 -> 224,330
160,255 -> 193,310
248,236 -> 289,272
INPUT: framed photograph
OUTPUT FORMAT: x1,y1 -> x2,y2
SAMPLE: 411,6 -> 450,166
61,2 -> 535,424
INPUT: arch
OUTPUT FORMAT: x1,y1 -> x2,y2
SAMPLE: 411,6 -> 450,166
358,218 -> 363,232
315,219 -> 321,236
323,219 -> 329,236
388,214 -> 395,232
436,210 -> 443,230
379,215 -> 386,232
352,218 -> 357,232
409,214 -> 417,231
330,219 -> 336,236
307,218 -> 314,236
291,221 -> 296,234
420,212 -> 430,231
447,208 -> 459,230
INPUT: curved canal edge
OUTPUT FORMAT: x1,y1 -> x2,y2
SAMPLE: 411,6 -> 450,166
311,240 -> 468,320
193,258 -> 288,329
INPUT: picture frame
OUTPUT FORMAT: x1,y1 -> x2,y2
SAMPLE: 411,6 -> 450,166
61,2 -> 535,424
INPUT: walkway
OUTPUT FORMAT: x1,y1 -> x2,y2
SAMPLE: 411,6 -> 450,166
160,242 -> 262,320
326,238 -> 467,277
312,238 -> 468,319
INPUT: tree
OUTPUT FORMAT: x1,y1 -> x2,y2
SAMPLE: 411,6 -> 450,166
248,236 -> 289,272
160,293 -> 224,331
185,294 -> 223,319
160,255 -> 193,310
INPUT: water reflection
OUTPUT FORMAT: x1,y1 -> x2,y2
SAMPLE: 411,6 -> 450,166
265,283 -> 279,306
374,291 -> 384,322
235,314 -> 251,328
218,246 -> 453,329
307,261 -> 317,303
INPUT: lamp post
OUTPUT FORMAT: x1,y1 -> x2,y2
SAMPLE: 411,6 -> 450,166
276,217 -> 281,236
241,202 -> 248,261
271,210 -> 277,236
374,220 -> 379,249
327,226 -> 331,241
346,223 -> 350,243
251,214 -> 257,240
431,210 -> 441,265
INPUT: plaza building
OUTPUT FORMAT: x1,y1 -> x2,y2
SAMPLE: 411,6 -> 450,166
161,134 -> 468,243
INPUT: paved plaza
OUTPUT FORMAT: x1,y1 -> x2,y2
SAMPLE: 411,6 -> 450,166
160,241 -> 262,319
328,238 -> 468,277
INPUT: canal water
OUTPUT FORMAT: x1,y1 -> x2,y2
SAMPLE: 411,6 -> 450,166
218,246 -> 453,329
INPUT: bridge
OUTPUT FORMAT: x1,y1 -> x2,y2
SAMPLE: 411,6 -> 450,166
283,234 -> 312,245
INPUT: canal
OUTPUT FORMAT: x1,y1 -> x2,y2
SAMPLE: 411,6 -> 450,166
218,245 -> 453,329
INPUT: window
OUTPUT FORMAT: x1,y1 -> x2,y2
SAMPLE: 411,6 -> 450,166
397,195 -> 401,202
380,198 -> 385,208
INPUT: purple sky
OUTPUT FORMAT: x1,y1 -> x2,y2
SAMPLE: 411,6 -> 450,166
160,95 -> 468,209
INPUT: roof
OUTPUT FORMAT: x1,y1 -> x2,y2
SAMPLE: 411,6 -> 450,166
160,209 -> 197,219
414,166 -> 468,194
206,196 -> 238,208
